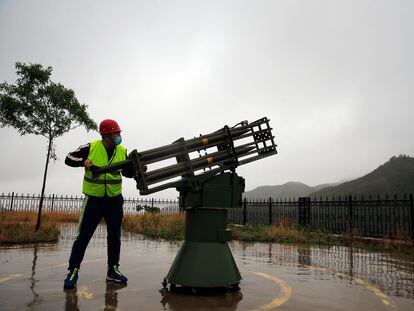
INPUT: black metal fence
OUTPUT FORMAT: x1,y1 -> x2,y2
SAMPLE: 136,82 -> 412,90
0,192 -> 180,215
1,192 -> 413,239
228,195 -> 414,239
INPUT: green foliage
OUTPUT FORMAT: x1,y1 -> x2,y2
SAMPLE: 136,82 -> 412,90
1,61 -> 97,230
0,62 -> 97,158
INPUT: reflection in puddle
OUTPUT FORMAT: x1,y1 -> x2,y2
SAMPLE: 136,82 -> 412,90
104,282 -> 127,310
1,223 -> 411,311
59,224 -> 414,299
64,289 -> 79,311
160,287 -> 243,310
63,283 -> 127,311
28,244 -> 41,310
231,241 -> 414,299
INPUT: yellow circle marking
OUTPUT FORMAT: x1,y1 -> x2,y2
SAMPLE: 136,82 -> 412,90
201,138 -> 209,146
335,272 -> 395,309
0,256 -> 397,310
301,264 -> 394,309
0,259 -> 104,284
249,271 -> 292,310
239,257 -> 396,310
207,157 -> 214,165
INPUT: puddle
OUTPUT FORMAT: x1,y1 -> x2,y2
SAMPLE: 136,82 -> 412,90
0,224 -> 412,310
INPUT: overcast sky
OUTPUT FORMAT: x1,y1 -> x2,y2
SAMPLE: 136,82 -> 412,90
0,0 -> 413,199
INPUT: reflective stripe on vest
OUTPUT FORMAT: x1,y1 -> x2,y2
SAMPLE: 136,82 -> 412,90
82,140 -> 126,197
83,176 -> 122,184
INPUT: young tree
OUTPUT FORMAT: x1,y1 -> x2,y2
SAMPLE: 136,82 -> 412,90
0,62 -> 97,230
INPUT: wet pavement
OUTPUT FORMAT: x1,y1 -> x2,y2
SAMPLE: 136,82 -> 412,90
0,224 -> 413,310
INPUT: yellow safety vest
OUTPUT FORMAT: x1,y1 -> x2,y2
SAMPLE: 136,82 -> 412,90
82,140 -> 126,197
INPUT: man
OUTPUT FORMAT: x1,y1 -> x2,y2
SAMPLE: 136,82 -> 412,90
64,119 -> 133,289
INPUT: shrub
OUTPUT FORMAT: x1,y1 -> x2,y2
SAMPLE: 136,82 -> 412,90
0,222 -> 59,244
122,213 -> 185,240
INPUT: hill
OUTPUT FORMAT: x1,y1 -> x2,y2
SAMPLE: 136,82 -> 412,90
309,155 -> 414,198
243,181 -> 338,200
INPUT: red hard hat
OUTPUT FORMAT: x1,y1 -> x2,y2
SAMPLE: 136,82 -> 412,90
99,119 -> 121,134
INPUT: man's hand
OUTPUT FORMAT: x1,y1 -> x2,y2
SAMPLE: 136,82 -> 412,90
84,159 -> 93,171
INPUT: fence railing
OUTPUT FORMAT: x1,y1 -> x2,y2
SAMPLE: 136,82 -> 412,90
0,192 -> 180,215
227,195 -> 414,239
1,193 -> 413,239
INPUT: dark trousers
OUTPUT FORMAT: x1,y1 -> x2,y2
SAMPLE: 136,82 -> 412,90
68,195 -> 124,270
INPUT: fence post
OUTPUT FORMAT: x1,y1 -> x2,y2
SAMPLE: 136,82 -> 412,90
410,194 -> 414,241
51,194 -> 55,212
268,197 -> 272,225
9,192 -> 14,211
298,197 -> 311,227
151,198 -> 154,209
243,198 -> 247,226
348,195 -> 354,243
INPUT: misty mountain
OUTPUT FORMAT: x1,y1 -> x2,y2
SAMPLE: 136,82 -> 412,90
244,155 -> 414,199
309,155 -> 414,198
243,181 -> 340,200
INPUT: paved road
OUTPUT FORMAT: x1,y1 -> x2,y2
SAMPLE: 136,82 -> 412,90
0,224 -> 413,310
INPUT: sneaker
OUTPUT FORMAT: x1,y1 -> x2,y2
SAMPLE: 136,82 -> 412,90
64,268 -> 79,289
106,265 -> 128,284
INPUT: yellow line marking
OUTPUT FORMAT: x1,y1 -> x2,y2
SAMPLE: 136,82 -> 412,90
299,264 -> 395,309
335,273 -> 395,310
0,256 -> 398,311
0,274 -> 23,283
0,259 -> 104,284
245,261 -> 395,310
249,271 -> 292,310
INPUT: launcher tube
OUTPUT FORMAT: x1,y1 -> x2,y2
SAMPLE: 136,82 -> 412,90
145,146 -> 254,185
138,127 -> 250,163
91,159 -> 132,177
89,117 -> 276,194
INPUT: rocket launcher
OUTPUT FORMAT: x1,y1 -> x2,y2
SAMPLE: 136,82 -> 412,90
92,117 -> 278,289
91,117 -> 277,195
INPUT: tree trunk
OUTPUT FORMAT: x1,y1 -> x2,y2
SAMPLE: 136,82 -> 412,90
35,137 -> 52,231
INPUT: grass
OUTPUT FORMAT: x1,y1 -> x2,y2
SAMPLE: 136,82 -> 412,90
230,222 -> 413,256
0,211 -> 185,242
229,223 -> 338,245
0,211 -> 79,223
0,222 -> 60,244
121,213 -> 413,256
349,228 -> 414,256
0,211 -> 65,244
122,212 -> 185,240
1,211 -> 412,256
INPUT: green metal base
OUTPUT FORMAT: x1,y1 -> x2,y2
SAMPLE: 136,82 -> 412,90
165,208 -> 241,288
166,241 -> 241,287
